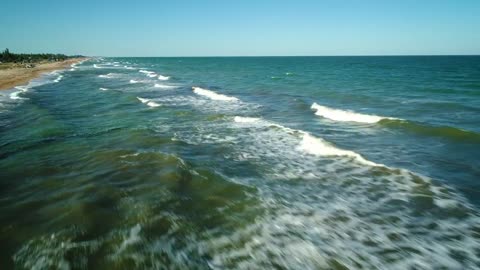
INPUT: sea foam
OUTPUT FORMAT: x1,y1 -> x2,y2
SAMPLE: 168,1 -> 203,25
233,116 -> 260,123
139,70 -> 155,74
192,87 -> 239,101
154,84 -> 177,89
233,117 -> 382,167
98,73 -> 116,79
137,97 -> 160,107
311,102 -> 395,123
53,75 -> 63,83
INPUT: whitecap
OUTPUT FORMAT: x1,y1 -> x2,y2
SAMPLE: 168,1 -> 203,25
311,102 -> 396,123
10,91 -> 26,100
233,116 -> 260,123
98,73 -> 116,78
53,75 -> 63,83
130,80 -> 139,84
297,132 -> 382,167
158,75 -> 170,81
137,97 -> 160,107
139,70 -> 155,74
99,88 -> 109,91
192,87 -> 238,101
154,84 -> 177,89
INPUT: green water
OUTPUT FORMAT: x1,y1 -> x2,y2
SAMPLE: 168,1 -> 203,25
0,56 -> 479,269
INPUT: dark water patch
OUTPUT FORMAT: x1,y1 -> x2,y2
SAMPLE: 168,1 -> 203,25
379,119 -> 480,143
2,144 -> 259,269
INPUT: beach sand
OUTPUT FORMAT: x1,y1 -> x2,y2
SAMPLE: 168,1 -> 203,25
0,58 -> 87,90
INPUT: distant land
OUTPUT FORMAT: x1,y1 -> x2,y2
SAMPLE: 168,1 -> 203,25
0,49 -> 87,90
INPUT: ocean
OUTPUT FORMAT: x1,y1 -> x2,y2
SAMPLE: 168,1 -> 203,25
0,56 -> 479,269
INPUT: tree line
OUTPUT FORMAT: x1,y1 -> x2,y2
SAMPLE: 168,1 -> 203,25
0,48 -> 83,63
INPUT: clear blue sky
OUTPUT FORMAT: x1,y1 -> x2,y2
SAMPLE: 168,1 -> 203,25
1,0 -> 479,56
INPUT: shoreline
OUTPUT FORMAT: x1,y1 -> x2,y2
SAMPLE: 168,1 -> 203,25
0,58 -> 88,91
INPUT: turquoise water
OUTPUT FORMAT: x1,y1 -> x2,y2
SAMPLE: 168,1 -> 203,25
1,56 -> 479,269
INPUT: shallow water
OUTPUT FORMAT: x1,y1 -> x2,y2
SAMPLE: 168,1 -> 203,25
1,56 -> 479,269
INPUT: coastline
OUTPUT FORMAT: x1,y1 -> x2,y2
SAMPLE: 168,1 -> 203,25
0,58 -> 87,91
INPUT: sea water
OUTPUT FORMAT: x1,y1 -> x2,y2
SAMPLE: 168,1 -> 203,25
0,56 -> 479,269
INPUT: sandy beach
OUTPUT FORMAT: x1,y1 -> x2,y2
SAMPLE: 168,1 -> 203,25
0,58 -> 87,90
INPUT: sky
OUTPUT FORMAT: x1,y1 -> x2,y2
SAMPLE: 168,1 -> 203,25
0,0 -> 479,56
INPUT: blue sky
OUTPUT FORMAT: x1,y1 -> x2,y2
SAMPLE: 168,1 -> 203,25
1,0 -> 479,56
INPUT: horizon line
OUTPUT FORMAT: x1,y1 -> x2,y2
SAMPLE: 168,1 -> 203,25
93,54 -> 480,58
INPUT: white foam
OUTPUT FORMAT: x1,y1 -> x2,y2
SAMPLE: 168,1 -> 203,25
98,73 -> 116,79
311,102 -> 395,123
117,224 -> 142,254
158,75 -> 170,81
15,86 -> 29,91
192,87 -> 239,101
233,116 -> 260,123
137,97 -> 160,107
154,84 -> 177,89
235,118 -> 382,167
297,132 -> 381,167
53,75 -> 63,83
9,91 -> 25,100
93,64 -> 101,69
130,80 -> 139,84
99,88 -> 109,91
147,73 -> 158,78
139,70 -> 155,74
124,66 -> 136,70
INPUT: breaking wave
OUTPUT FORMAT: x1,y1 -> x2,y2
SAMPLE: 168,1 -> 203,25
311,102 -> 397,123
154,84 -> 178,89
137,97 -> 160,107
192,87 -> 239,101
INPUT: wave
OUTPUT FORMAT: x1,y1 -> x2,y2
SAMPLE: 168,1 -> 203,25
379,119 -> 480,143
130,80 -> 139,84
10,91 -> 26,100
8,72 -> 64,101
233,116 -> 382,167
137,97 -> 160,107
233,116 -> 260,123
53,75 -> 63,83
93,64 -> 102,69
124,66 -> 135,70
147,73 -> 158,78
158,75 -> 170,81
192,87 -> 239,101
98,73 -> 116,79
99,88 -> 109,91
311,103 -> 480,143
297,132 -> 381,167
139,70 -> 155,74
311,102 -> 396,123
154,84 -> 177,89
